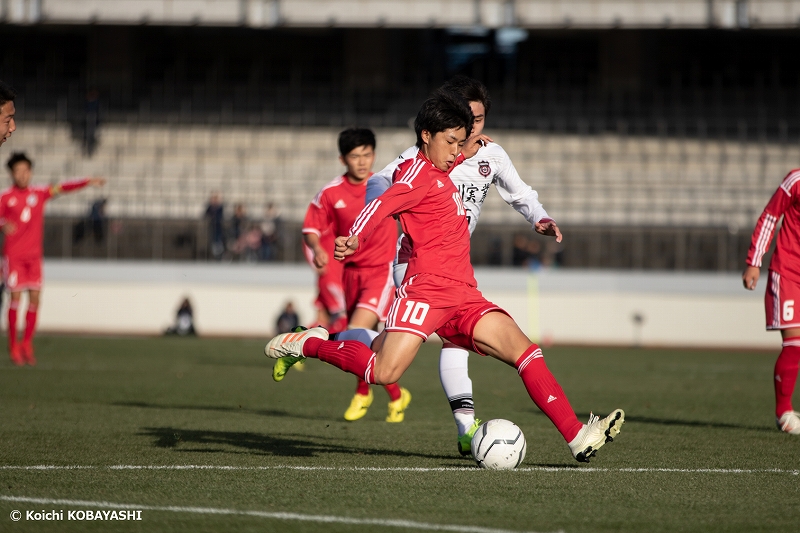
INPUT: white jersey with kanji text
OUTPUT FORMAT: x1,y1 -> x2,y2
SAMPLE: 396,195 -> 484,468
367,142 -> 550,235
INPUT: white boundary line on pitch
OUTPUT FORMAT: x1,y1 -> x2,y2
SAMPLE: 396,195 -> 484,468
1,465 -> 798,475
0,495 -> 558,533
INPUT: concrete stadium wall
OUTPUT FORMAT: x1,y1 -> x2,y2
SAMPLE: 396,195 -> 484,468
7,1 -> 797,29
9,260 -> 777,350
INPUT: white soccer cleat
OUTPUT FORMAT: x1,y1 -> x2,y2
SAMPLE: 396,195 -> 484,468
776,411 -> 800,435
264,326 -> 328,360
568,409 -> 625,463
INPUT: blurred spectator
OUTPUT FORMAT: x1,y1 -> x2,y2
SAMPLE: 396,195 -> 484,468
276,301 -> 300,334
231,222 -> 264,263
512,233 -> 562,269
204,192 -> 225,260
259,202 -> 282,261
89,198 -> 108,243
73,197 -> 108,244
230,203 -> 247,242
165,297 -> 196,336
84,89 -> 100,157
512,234 -> 541,268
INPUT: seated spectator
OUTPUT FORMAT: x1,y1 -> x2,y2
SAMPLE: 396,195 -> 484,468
165,297 -> 196,336
276,302 -> 299,334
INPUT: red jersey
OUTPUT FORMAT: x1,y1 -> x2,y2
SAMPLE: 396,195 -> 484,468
747,169 -> 800,282
0,179 -> 90,259
350,152 -> 475,286
303,174 -> 396,268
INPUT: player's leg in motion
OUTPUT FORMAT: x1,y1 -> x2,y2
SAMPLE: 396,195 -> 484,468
266,327 -> 422,402
342,307 -> 410,423
472,311 -> 625,462
775,329 -> 800,434
7,291 -> 22,365
439,344 -> 480,455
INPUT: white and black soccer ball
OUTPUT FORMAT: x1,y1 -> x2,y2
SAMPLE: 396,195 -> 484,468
471,419 -> 527,470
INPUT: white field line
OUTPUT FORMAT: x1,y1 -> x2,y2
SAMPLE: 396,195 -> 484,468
0,465 -> 798,475
0,495 -> 557,533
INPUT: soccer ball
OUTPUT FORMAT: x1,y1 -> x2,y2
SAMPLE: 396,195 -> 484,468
471,419 -> 527,470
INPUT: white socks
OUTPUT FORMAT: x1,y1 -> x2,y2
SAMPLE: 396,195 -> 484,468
439,346 -> 475,436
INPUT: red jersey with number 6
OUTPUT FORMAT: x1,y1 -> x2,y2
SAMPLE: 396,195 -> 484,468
349,152 -> 474,286
0,185 -> 54,260
747,169 -> 800,283
0,179 -> 90,259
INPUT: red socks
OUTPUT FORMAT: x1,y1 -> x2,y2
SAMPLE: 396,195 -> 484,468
384,383 -> 402,401
24,304 -> 38,345
356,378 -> 370,395
303,338 -> 376,384
775,338 -> 800,417
7,301 -> 18,350
354,378 -> 401,400
516,344 -> 583,442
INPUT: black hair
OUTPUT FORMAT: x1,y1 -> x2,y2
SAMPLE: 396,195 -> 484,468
6,152 -> 32,171
440,75 -> 491,116
338,128 -> 376,156
0,81 -> 16,108
414,89 -> 474,148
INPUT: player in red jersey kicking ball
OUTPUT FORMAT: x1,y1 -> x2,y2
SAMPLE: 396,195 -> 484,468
290,128 -> 410,422
266,91 -> 625,462
743,168 -> 800,435
0,152 -> 105,365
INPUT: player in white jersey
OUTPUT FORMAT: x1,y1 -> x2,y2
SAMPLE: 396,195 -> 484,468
366,76 -> 561,455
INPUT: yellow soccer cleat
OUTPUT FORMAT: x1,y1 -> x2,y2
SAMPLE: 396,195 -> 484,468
272,356 -> 304,382
344,390 -> 374,421
386,387 -> 412,423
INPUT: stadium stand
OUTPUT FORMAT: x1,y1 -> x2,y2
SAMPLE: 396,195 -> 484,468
5,120 -> 787,229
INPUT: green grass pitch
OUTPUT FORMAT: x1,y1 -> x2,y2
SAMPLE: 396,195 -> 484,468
1,335 -> 798,532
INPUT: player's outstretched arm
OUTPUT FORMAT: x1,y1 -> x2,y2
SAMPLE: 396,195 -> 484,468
535,218 -> 562,243
742,265 -> 760,290
334,235 -> 358,261
53,176 -> 106,196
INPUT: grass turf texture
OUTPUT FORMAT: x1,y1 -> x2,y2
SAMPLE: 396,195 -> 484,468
0,335 -> 797,533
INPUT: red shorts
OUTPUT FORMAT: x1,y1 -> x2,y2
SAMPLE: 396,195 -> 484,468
765,270 -> 800,330
385,273 -> 509,354
316,264 -> 345,316
3,255 -> 42,291
343,263 -> 395,321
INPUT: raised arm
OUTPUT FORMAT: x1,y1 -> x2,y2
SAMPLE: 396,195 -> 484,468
744,174 -> 795,289
51,177 -> 105,197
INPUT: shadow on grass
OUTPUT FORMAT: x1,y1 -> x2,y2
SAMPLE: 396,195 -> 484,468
572,412 -> 772,432
114,401 -> 331,421
140,426 -> 456,461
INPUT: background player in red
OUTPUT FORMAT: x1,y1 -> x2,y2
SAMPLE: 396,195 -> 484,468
744,168 -> 800,435
294,128 -> 410,422
302,229 -> 347,333
1,152 -> 105,365
266,91 -> 625,463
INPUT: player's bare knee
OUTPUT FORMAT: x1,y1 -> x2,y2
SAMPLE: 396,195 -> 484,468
372,365 -> 402,385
